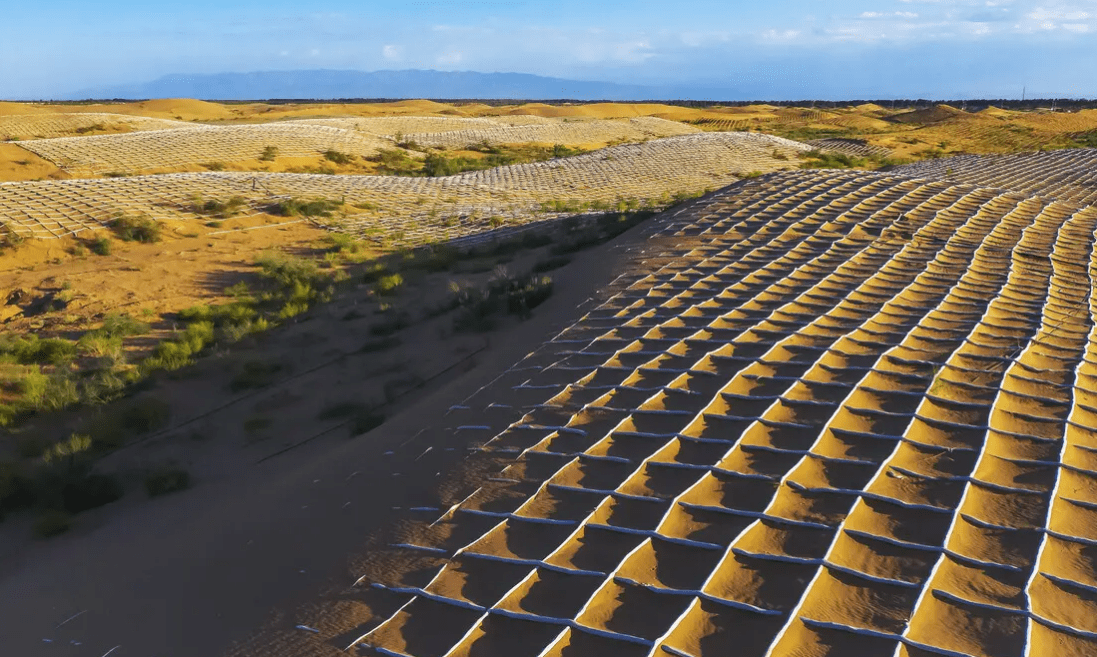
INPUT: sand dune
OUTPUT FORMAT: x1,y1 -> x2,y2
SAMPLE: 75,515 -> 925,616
326,165 -> 1097,657
11,123 -> 392,176
894,148 -> 1097,205
0,113 -> 190,140
0,132 -> 808,245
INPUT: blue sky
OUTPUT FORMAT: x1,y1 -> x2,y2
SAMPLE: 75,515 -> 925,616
3,0 -> 1095,99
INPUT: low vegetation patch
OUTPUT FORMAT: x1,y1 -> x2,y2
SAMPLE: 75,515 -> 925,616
265,197 -> 343,218
229,360 -> 283,392
109,214 -> 161,243
370,143 -> 589,178
452,269 -> 555,331
88,235 -> 112,255
374,273 -> 404,296
322,149 -> 356,165
191,195 -> 248,219
1,228 -> 25,251
798,150 -> 867,170
368,148 -> 421,175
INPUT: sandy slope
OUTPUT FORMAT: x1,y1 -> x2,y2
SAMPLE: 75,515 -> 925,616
0,202 -> 668,657
242,170 -> 1097,657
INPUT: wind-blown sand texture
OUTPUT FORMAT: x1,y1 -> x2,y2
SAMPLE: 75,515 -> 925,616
340,167 -> 1097,657
893,149 -> 1097,206
287,115 -> 558,134
12,123 -> 393,176
376,117 -> 701,149
805,138 -> 892,159
0,112 -> 191,140
0,132 -> 809,244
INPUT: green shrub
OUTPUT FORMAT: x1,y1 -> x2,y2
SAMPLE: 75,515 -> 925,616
177,304 -> 212,322
41,433 -> 92,466
322,150 -> 355,165
374,273 -> 404,296
0,334 -> 77,365
259,145 -> 279,161
110,214 -> 161,243
369,148 -> 420,175
201,161 -> 226,171
179,321 -> 215,353
81,368 -> 131,405
144,340 -> 195,371
278,300 -> 309,319
99,313 -> 149,338
144,467 -> 190,497
797,150 -> 867,170
230,360 -> 283,391
324,232 -> 360,254
89,236 -> 112,255
119,397 -> 171,435
21,372 -> 81,411
507,276 -> 554,317
77,332 -> 123,359
103,171 -> 131,178
361,263 -> 392,284
452,271 -> 555,330
256,252 -> 321,286
192,196 -> 247,219
1,229 -> 24,250
264,198 -> 343,218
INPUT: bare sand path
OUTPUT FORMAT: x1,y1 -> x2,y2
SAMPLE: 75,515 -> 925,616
0,194 -> 690,657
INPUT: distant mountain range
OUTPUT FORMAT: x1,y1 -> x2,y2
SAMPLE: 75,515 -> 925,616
63,69 -> 730,101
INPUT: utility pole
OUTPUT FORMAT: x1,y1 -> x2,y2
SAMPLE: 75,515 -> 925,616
1022,86 -> 1026,102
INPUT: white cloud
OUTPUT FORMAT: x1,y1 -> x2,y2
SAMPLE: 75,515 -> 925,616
760,29 -> 802,42
860,11 -> 920,18
766,0 -> 1095,42
382,44 -> 402,61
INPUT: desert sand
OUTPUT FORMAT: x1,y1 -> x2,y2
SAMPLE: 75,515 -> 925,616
3,98 -> 1097,657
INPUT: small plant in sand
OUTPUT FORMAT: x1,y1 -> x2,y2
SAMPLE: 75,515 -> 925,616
265,197 -> 343,218
797,150 -> 867,170
109,214 -> 161,243
374,273 -> 405,296
259,145 -> 279,161
324,232 -> 362,255
201,161 -> 226,171
1,228 -> 24,251
191,195 -> 248,219
230,360 -> 283,392
322,149 -> 355,165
